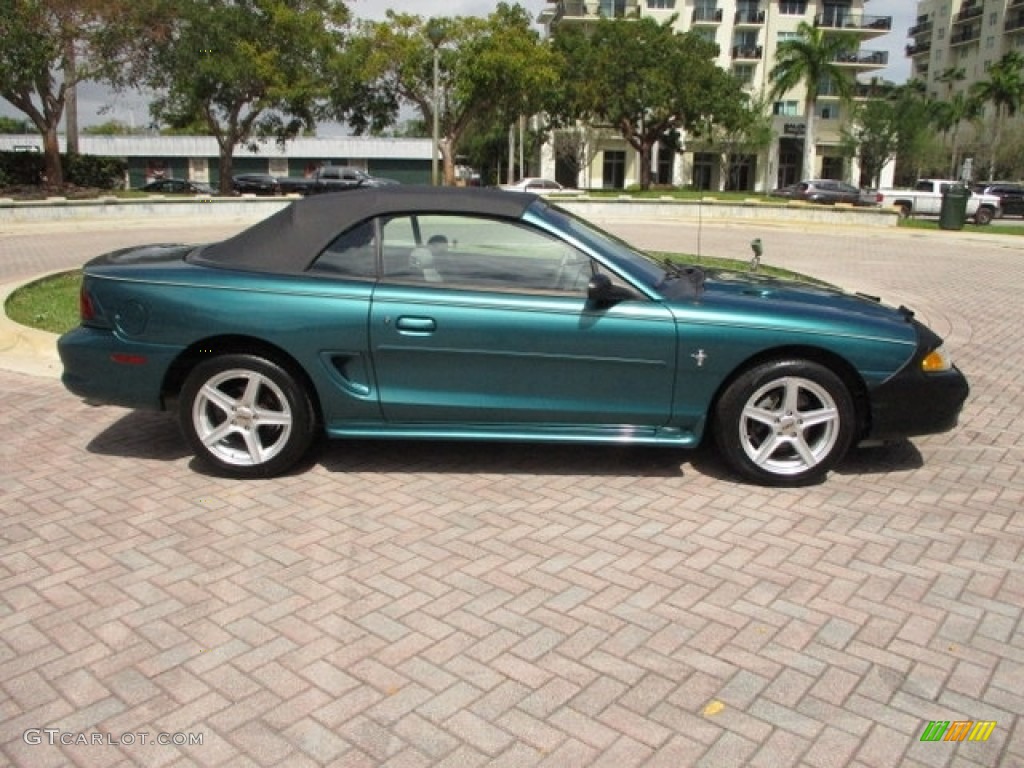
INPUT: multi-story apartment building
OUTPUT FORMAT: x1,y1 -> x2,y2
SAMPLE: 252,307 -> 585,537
908,0 -> 1024,98
538,0 -> 893,191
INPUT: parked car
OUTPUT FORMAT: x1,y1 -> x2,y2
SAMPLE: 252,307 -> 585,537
770,179 -> 875,206
232,173 -> 281,196
875,179 -> 1001,225
139,179 -> 221,196
972,182 -> 1024,217
277,165 -> 399,196
500,178 -> 581,195
58,187 -> 968,487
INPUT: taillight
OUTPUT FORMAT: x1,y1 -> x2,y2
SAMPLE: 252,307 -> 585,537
79,285 -> 95,322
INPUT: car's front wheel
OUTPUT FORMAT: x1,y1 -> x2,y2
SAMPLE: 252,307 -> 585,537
713,360 -> 855,486
179,354 -> 317,478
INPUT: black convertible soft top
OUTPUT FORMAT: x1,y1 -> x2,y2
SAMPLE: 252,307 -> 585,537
191,185 -> 538,273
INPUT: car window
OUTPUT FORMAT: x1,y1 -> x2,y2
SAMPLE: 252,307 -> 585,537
380,213 -> 593,294
308,220 -> 377,278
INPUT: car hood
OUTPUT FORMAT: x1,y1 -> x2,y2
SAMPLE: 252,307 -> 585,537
686,267 -> 918,338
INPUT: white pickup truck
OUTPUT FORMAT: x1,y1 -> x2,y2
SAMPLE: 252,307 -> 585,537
875,179 -> 1001,225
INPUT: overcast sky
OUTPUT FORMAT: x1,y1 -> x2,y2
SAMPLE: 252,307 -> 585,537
2,1 -> 917,129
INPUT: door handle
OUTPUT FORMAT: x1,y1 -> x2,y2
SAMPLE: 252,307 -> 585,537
395,316 -> 437,334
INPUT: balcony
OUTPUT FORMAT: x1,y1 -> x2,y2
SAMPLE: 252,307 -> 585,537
1006,11 -> 1024,31
734,10 -> 765,26
906,41 -> 932,56
908,20 -> 933,36
953,5 -> 984,25
542,0 -> 639,22
693,8 -> 724,24
732,45 -> 763,60
815,14 -> 892,35
950,27 -> 981,46
830,49 -> 889,68
1012,0 -> 1024,8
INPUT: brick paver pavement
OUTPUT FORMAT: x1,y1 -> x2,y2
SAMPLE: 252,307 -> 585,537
0,215 -> 1021,767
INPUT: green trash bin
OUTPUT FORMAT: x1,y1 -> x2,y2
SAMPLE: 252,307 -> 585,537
940,183 -> 969,230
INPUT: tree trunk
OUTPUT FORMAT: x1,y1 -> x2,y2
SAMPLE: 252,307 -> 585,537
64,40 -> 79,157
42,126 -> 64,187
802,100 -> 817,180
441,139 -> 456,186
638,141 -> 654,190
219,143 -> 235,195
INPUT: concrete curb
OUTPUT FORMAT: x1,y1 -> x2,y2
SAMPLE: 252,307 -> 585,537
0,274 -> 63,379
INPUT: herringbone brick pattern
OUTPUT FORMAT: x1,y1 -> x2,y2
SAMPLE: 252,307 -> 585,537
0,219 -> 1021,767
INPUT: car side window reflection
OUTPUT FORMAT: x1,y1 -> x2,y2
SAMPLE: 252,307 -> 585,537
308,220 -> 377,279
380,214 -> 594,294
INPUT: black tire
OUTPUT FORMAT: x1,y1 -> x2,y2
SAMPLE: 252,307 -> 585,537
179,354 -> 317,478
896,202 -> 912,219
973,206 -> 994,226
713,359 -> 856,486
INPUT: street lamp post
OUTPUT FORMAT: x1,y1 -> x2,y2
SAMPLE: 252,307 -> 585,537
426,20 -> 445,186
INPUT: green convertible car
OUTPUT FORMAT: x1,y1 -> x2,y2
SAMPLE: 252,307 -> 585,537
58,187 -> 968,486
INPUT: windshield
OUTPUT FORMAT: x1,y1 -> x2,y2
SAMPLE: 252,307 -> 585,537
525,201 -> 668,290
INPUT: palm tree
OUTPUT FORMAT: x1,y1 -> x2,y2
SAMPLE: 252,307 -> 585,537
970,52 -> 1024,181
768,21 -> 860,181
929,91 -> 980,179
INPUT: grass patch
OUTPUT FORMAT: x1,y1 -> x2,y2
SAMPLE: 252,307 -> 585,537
898,217 -> 1024,236
5,270 -> 81,334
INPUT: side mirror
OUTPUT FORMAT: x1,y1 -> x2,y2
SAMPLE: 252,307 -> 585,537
587,273 -> 637,306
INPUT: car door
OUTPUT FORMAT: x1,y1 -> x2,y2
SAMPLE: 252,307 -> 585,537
368,213 -> 678,429
996,185 -> 1024,216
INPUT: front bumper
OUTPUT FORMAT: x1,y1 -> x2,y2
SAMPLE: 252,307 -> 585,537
866,364 -> 969,441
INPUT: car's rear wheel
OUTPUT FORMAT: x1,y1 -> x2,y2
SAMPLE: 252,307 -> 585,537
973,206 -> 994,225
179,354 -> 317,478
713,360 -> 855,486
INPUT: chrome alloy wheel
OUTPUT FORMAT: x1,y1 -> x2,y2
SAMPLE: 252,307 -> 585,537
737,375 -> 841,477
191,368 -> 294,467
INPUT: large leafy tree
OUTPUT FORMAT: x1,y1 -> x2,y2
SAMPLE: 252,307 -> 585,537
347,4 -> 558,186
141,0 -> 349,194
552,17 -> 744,190
970,51 -> 1024,181
929,91 -> 980,180
929,66 -> 979,179
0,0 -> 143,185
889,80 -> 935,184
768,21 -> 860,181
842,95 -> 898,188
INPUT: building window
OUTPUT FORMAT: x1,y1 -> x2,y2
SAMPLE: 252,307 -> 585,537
646,0 -> 676,8
733,64 -> 755,86
599,0 -> 627,17
656,149 -> 673,185
779,1 -> 807,14
777,31 -> 799,43
818,104 -> 840,120
602,150 -> 626,189
695,28 -> 717,43
773,100 -> 800,116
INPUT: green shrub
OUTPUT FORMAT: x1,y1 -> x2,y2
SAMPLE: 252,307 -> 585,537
0,151 -> 127,189
65,154 -> 127,189
0,150 -> 45,185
